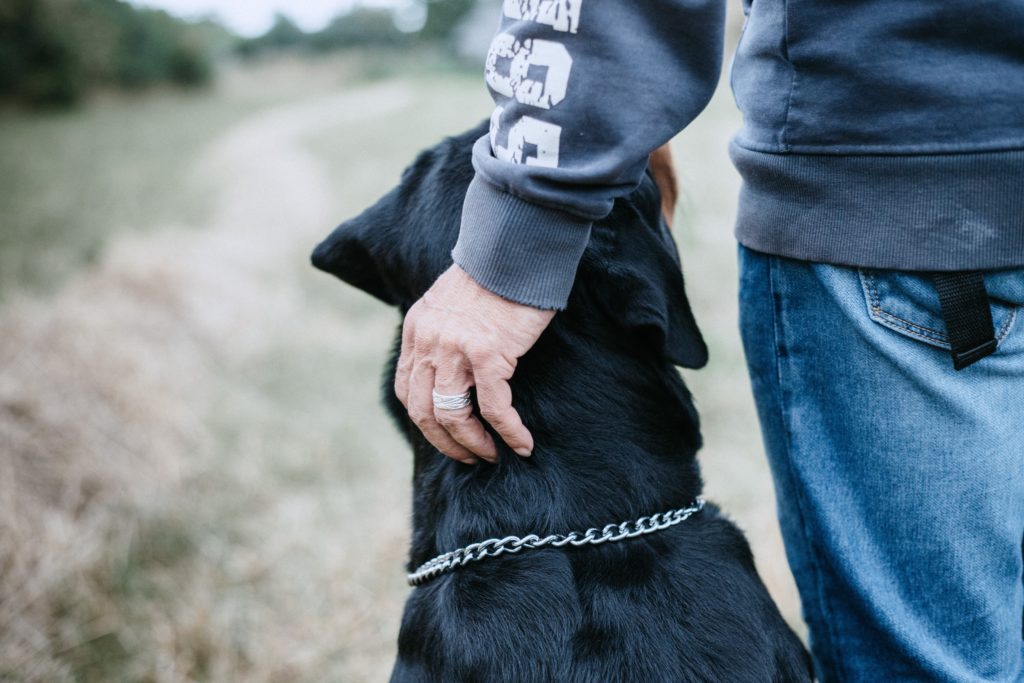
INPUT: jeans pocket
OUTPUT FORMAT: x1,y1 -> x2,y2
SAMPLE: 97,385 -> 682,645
858,269 -> 1020,351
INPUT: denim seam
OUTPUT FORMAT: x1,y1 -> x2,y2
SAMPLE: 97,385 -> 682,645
995,305 -> 1018,343
860,271 -> 949,343
874,311 -> 949,346
769,256 -> 847,682
860,270 -> 1019,350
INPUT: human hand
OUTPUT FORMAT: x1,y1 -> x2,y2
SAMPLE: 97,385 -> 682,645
395,264 -> 555,465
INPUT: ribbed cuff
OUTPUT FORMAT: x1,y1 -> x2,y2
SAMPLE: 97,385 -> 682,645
453,175 -> 593,310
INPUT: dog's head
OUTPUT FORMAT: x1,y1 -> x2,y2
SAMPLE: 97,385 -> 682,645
311,121 -> 707,370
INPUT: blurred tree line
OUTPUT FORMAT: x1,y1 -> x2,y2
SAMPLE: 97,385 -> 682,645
0,0 -> 478,108
0,0 -> 231,107
237,0 -> 476,57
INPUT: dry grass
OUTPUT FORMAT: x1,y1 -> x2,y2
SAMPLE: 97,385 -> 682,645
0,235 -> 206,681
0,56 -> 802,682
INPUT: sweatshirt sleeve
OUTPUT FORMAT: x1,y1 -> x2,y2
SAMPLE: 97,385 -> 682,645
452,0 -> 726,310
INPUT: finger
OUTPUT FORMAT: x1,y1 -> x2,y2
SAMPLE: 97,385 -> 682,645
408,361 -> 478,464
433,359 -> 497,462
394,315 -> 416,408
473,365 -> 533,457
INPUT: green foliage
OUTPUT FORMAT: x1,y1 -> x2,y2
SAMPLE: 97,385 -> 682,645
0,0 -> 83,105
419,0 -> 477,42
237,0 -> 477,58
238,12 -> 322,56
240,8 -> 411,57
254,13 -> 306,50
309,8 -> 409,50
0,0 -> 222,107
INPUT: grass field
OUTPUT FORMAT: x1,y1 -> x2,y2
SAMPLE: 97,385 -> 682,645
0,53 -> 802,682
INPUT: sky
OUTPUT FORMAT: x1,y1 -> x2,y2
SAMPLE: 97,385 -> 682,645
128,0 -> 401,37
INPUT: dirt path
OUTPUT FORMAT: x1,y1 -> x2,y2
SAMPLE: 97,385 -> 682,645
1,75 -> 803,682
1,83 -> 418,682
165,82 -> 414,344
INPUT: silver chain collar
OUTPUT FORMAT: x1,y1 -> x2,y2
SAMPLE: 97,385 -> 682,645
407,497 -> 705,586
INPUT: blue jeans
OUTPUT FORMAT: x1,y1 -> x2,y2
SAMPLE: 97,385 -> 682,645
738,245 -> 1024,682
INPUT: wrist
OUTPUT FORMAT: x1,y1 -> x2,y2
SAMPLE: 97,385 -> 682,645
453,175 -> 592,311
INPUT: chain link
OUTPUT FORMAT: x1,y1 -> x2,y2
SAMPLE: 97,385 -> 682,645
407,497 -> 705,586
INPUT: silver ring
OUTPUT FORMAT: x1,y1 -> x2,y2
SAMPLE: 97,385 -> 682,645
432,389 -> 472,411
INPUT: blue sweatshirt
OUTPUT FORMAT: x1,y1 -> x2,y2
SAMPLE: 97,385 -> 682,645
453,0 -> 1024,310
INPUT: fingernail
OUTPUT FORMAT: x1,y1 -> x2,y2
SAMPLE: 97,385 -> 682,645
514,447 -> 532,457
463,457 -> 479,465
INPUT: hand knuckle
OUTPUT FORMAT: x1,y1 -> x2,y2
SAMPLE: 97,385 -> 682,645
413,331 -> 437,354
433,358 -> 461,376
438,336 -> 463,354
479,405 -> 502,423
435,411 -> 458,426
465,343 -> 493,365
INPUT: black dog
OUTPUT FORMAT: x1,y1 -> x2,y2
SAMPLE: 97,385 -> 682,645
312,122 -> 812,682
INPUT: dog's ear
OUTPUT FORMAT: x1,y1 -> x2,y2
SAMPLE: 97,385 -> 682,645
311,124 -> 487,307
311,186 -> 403,307
584,180 -> 708,369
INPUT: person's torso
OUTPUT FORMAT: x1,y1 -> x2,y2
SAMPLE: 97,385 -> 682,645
730,0 -> 1024,154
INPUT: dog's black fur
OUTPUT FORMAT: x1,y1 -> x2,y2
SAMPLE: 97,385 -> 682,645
312,122 -> 812,682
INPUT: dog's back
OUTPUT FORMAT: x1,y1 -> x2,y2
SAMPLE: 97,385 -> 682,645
392,511 -> 809,682
312,123 -> 812,682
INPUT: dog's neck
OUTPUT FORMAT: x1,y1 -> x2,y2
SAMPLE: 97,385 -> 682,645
403,320 -> 704,564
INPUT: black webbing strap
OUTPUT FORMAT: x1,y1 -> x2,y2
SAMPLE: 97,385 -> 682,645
932,272 -> 997,371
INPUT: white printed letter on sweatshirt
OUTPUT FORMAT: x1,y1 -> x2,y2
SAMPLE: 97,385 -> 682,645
484,2 -> 580,169
455,0 -> 725,309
